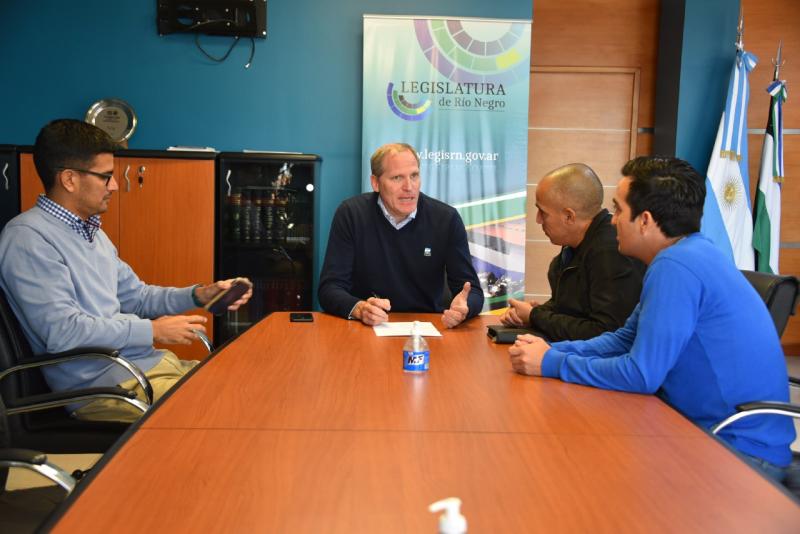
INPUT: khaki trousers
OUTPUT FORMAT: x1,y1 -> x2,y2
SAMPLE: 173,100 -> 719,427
73,350 -> 199,423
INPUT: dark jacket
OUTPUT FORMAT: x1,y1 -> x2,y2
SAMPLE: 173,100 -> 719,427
529,209 -> 644,341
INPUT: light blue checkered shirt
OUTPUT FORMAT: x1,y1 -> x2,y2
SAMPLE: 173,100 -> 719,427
36,195 -> 102,243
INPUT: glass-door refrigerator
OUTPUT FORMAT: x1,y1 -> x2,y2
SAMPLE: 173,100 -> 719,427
215,152 -> 321,346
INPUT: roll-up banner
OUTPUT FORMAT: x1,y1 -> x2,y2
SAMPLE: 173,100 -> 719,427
362,15 -> 532,312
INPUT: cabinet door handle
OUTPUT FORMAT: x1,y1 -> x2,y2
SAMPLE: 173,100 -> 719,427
138,165 -> 146,188
2,162 -> 8,191
124,165 -> 131,192
225,169 -> 232,196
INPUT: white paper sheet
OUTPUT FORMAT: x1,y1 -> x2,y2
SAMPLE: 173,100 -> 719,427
372,321 -> 442,337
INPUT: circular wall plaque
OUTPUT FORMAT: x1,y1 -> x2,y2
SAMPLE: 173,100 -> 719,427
85,98 -> 137,143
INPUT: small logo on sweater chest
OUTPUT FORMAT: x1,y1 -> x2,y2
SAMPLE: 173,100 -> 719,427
423,247 -> 431,257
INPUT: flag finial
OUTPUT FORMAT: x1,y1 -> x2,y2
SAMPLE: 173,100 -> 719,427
736,7 -> 744,50
772,41 -> 785,81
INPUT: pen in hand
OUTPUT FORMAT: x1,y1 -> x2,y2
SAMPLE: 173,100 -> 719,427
357,293 -> 391,326
370,293 -> 391,313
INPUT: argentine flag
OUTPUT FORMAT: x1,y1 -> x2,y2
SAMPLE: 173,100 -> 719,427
701,49 -> 757,270
753,79 -> 787,274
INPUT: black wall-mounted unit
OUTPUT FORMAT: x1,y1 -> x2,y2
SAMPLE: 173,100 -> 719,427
0,146 -> 20,232
157,1 -> 267,39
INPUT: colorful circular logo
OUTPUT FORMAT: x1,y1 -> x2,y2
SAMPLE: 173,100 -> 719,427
413,19 -> 529,84
386,82 -> 432,121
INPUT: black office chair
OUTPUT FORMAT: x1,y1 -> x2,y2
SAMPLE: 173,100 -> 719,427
740,270 -> 800,338
710,271 -> 800,497
741,269 -> 799,390
0,392 -> 76,533
0,289 -> 152,453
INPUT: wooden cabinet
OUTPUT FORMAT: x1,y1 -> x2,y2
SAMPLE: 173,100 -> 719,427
19,151 -> 215,361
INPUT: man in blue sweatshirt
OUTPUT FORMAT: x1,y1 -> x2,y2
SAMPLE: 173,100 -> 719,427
508,156 -> 795,481
318,142 -> 483,327
0,119 -> 251,422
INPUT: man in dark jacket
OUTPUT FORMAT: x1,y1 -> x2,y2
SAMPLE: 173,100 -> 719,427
500,163 -> 644,341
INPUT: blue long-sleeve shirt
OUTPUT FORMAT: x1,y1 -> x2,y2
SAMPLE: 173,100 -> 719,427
542,233 -> 795,467
0,206 -> 195,392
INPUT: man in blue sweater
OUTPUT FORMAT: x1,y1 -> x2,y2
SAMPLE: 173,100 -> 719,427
508,156 -> 795,481
318,143 -> 483,327
0,119 -> 251,422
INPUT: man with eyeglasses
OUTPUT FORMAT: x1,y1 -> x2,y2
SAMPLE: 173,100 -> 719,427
0,119 -> 252,422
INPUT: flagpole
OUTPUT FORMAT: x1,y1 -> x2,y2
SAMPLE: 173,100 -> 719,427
700,12 -> 757,269
753,42 -> 787,274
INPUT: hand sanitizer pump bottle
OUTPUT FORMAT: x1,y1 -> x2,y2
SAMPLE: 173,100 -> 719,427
403,320 -> 430,372
429,497 -> 467,534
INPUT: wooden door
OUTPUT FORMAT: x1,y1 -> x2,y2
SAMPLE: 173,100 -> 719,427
525,0 -> 659,302
19,152 -> 121,245
117,157 -> 215,360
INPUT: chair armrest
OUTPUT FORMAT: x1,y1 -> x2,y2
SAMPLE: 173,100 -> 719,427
192,329 -> 214,353
0,447 -> 47,464
711,400 -> 800,434
22,346 -> 122,362
4,386 -> 148,417
0,448 -> 76,494
737,401 -> 800,414
0,348 -> 154,405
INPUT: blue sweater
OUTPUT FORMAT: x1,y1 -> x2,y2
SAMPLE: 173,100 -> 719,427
541,234 -> 795,466
0,207 -> 195,392
318,192 -> 483,318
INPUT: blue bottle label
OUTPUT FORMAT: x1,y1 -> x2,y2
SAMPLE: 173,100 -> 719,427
403,350 -> 430,372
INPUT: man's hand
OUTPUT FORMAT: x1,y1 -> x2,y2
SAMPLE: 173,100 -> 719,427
353,297 -> 391,325
152,315 -> 208,345
499,298 -> 539,327
508,334 -> 551,376
194,278 -> 253,311
441,282 -> 472,329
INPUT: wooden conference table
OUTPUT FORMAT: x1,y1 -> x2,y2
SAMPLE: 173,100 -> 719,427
52,312 -> 799,532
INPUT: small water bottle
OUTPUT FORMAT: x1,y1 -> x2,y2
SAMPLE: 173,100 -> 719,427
403,321 -> 430,372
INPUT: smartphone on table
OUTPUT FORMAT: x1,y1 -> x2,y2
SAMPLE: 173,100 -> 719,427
289,312 -> 314,322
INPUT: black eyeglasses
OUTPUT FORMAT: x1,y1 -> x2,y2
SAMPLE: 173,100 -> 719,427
58,167 -> 114,186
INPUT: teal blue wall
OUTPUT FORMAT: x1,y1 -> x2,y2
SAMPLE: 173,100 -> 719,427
674,0 -> 740,171
2,1 -> 743,296
0,1 -> 531,298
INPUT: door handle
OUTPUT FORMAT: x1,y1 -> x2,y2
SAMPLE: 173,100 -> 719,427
138,165 -> 146,188
225,169 -> 232,196
2,162 -> 8,191
124,165 -> 131,192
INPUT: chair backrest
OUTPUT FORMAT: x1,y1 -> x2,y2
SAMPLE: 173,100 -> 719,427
740,270 -> 800,338
0,289 -> 128,453
0,395 -> 10,491
0,289 -> 36,405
